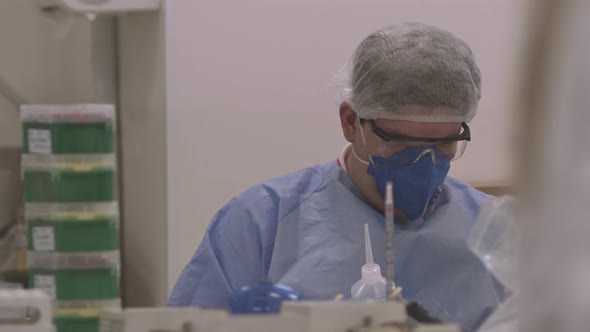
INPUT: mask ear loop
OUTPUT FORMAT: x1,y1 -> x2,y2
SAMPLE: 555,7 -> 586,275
351,145 -> 370,166
351,115 -> 375,166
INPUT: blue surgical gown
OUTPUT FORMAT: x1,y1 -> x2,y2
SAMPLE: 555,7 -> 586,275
168,160 -> 505,332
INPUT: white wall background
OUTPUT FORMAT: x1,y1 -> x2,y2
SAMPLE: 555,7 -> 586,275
0,2 -> 96,148
165,0 -> 531,291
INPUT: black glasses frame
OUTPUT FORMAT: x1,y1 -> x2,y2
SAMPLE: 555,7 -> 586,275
365,120 -> 471,143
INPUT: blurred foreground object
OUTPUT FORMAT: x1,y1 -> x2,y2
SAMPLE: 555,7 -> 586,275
518,0 -> 590,331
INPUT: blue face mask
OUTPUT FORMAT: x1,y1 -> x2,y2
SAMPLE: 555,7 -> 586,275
365,146 -> 451,221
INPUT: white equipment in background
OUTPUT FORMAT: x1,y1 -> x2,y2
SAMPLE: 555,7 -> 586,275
99,301 -> 461,332
0,289 -> 53,332
33,0 -> 161,13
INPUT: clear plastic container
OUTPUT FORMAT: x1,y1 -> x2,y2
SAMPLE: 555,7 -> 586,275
350,266 -> 387,301
351,224 -> 388,301
22,154 -> 116,203
54,300 -> 121,332
21,154 -> 117,171
468,196 -> 517,291
25,202 -> 119,220
27,251 -> 120,270
55,299 -> 121,311
20,104 -> 116,124
468,196 -> 518,332
25,203 -> 119,253
55,298 -> 122,332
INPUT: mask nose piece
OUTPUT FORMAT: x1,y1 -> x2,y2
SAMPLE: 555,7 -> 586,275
413,148 -> 436,164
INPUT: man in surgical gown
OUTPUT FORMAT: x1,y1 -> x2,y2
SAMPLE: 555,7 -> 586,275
169,22 -> 505,332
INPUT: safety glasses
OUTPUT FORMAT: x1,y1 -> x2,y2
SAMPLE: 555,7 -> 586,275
365,120 -> 471,161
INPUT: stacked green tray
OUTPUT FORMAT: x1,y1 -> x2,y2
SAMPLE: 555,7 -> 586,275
28,251 -> 120,301
21,104 -> 115,155
25,203 -> 119,252
22,154 -> 116,203
56,299 -> 122,332
23,122 -> 114,155
21,104 -> 121,332
27,218 -> 117,252
29,269 -> 119,300
54,315 -> 99,332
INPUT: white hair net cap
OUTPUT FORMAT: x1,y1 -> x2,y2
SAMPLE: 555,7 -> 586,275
332,22 -> 481,123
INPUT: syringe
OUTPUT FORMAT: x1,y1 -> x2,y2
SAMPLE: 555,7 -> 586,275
385,181 -> 395,299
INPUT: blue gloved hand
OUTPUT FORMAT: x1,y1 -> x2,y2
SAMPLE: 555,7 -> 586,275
228,281 -> 302,314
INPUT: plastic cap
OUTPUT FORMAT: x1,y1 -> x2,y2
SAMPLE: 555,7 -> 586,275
361,263 -> 384,283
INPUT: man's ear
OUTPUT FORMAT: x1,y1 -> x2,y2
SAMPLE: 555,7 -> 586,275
339,102 -> 357,143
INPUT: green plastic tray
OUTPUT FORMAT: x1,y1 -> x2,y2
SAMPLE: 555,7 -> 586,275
23,122 -> 114,155
20,104 -> 115,155
54,314 -> 99,332
27,218 -> 118,252
23,170 -> 114,203
29,268 -> 119,301
53,301 -> 120,332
